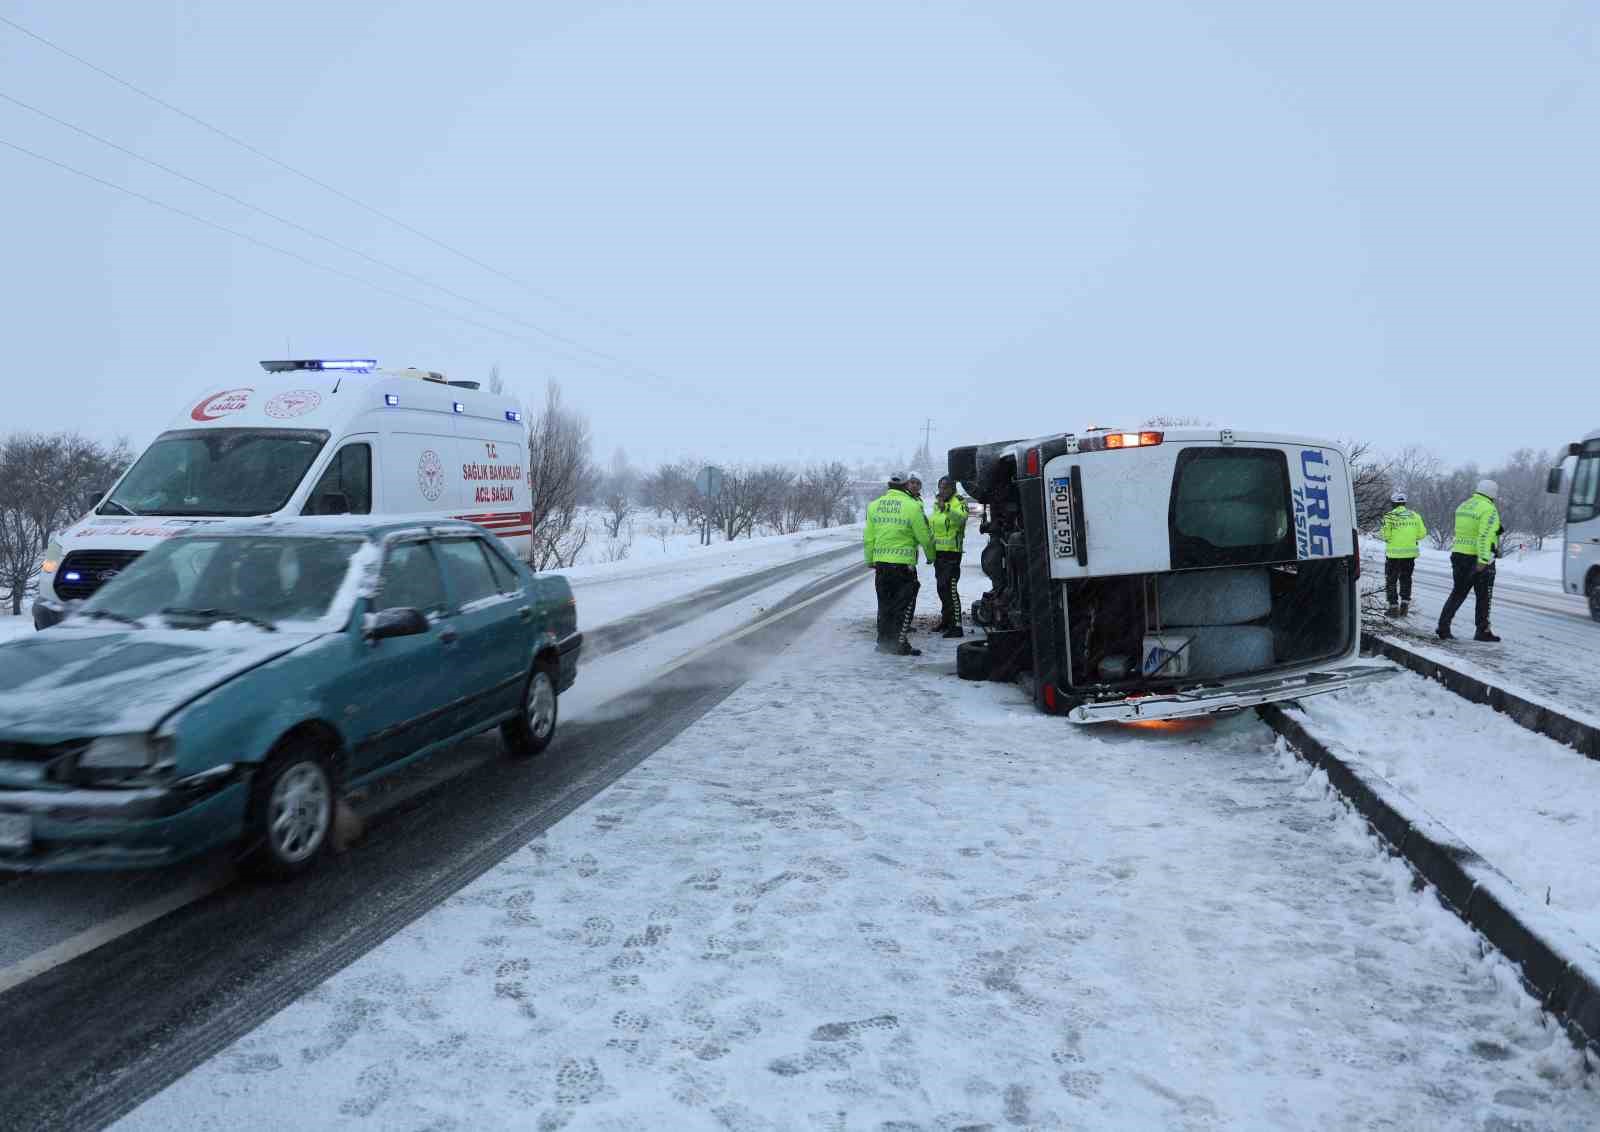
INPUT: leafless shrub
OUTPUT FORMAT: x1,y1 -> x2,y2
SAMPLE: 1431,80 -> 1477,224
525,383 -> 598,571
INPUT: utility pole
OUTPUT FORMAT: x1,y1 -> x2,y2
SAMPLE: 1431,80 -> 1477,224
921,418 -> 935,457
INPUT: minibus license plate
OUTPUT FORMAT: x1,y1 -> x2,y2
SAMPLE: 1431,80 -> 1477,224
1049,476 -> 1074,558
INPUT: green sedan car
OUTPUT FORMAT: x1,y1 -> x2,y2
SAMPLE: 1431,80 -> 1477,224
0,518 -> 581,875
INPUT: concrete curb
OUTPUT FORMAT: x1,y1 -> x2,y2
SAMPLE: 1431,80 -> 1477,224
1258,701 -> 1600,1054
1361,631 -> 1600,761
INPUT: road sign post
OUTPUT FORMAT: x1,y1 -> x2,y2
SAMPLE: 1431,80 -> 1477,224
695,465 -> 724,546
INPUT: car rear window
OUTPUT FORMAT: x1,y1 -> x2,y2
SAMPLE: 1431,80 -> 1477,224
436,539 -> 501,607
1169,448 -> 1295,569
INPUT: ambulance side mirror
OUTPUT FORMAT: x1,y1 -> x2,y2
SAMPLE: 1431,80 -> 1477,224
1547,467 -> 1565,496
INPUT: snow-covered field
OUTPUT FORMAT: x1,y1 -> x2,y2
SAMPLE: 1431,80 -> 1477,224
1361,537 -> 1565,582
564,524 -> 860,632
564,510 -> 857,574
118,574 -> 1600,1131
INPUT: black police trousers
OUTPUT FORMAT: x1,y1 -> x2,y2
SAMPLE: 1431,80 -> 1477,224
874,564 -> 919,646
934,551 -> 963,628
1438,552 -> 1493,634
1384,558 -> 1416,605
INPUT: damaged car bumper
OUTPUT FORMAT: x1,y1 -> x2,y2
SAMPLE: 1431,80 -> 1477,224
0,764 -> 249,871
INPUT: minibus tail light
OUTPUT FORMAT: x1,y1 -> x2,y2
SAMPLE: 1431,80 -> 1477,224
1025,448 -> 1040,476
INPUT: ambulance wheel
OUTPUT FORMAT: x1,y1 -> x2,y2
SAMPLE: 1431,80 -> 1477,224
956,639 -> 991,682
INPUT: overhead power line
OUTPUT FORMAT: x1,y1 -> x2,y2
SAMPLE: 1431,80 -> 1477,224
0,87 -> 633,361
0,134 -> 903,455
0,11 -> 613,330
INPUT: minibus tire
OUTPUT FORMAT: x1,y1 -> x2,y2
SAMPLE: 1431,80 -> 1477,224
1588,576 -> 1600,623
956,639 -> 991,681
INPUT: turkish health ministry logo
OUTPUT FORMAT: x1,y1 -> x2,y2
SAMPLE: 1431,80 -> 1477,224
264,389 -> 323,419
417,449 -> 446,502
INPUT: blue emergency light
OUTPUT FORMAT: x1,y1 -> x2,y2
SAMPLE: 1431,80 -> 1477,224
505,410 -> 522,423
259,358 -> 377,373
452,401 -> 465,414
384,393 -> 400,406
64,571 -> 82,582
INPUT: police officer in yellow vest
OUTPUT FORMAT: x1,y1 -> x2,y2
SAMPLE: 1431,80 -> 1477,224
864,474 -> 936,656
1437,478 -> 1502,642
930,476 -> 969,638
1380,490 -> 1426,617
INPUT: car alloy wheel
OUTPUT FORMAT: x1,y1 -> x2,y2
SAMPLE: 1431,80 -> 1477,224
527,670 -> 556,741
268,761 -> 331,865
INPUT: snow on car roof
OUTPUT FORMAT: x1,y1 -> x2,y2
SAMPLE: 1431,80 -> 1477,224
162,515 -> 489,540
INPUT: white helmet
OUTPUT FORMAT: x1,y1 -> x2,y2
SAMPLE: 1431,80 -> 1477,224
1391,490 -> 1407,504
1476,478 -> 1499,500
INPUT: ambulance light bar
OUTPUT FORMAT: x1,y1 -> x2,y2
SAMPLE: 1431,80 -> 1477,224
259,358 -> 377,373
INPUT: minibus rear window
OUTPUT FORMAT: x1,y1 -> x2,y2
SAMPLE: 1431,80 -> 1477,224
1168,448 -> 1295,569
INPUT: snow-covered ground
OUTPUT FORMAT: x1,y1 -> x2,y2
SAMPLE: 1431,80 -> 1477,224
0,613 -> 28,645
1298,670 -> 1600,945
564,524 -> 860,632
118,571 -> 1600,1131
565,510 -> 857,574
1361,537 -> 1565,583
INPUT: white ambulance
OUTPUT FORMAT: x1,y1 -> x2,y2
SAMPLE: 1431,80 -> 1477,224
952,426 -> 1394,722
34,359 -> 530,629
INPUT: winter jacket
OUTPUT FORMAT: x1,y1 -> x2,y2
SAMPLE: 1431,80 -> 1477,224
1451,493 -> 1502,565
929,496 -> 969,554
1380,506 -> 1426,559
864,488 -> 936,566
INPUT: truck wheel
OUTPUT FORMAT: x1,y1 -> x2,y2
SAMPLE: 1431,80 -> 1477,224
241,740 -> 335,879
502,665 -> 558,757
956,639 -> 991,681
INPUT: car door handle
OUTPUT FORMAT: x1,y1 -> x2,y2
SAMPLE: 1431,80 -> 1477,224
438,627 -> 459,644
517,605 -> 533,622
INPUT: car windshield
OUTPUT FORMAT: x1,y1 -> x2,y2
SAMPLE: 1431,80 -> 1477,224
102,428 -> 329,517
76,535 -> 364,629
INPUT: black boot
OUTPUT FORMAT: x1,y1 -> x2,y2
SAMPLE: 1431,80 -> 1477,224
895,640 -> 922,656
1474,629 -> 1501,643
1436,625 -> 1453,640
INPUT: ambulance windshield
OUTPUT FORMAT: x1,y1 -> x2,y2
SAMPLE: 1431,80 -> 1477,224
101,428 -> 329,517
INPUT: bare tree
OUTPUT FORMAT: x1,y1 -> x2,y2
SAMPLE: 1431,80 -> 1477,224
525,383 -> 597,570
487,363 -> 505,396
0,432 -> 130,614
1342,438 -> 1394,532
1493,448 -> 1566,549
709,464 -> 793,540
799,461 -> 854,529
601,484 -> 635,538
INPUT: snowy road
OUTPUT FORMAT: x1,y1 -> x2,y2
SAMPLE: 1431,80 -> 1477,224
108,580 -> 1600,1131
0,543 -> 871,1131
1367,551 -> 1600,727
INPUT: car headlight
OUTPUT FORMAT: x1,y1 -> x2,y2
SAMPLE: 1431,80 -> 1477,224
41,539 -> 63,575
79,733 -> 160,769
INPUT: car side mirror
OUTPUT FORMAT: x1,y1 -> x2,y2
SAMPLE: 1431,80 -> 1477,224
1547,467 -> 1566,496
364,607 -> 429,641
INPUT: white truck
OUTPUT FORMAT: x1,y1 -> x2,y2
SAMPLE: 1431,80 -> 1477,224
1546,428 -> 1600,621
951,427 -> 1393,722
34,359 -> 530,629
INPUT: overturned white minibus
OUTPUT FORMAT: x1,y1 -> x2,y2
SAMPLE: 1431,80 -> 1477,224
951,427 -> 1393,722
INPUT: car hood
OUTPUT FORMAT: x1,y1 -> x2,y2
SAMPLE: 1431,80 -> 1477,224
0,626 -> 321,742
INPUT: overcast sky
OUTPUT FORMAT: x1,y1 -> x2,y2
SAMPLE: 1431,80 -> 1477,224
2,1 -> 1595,471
